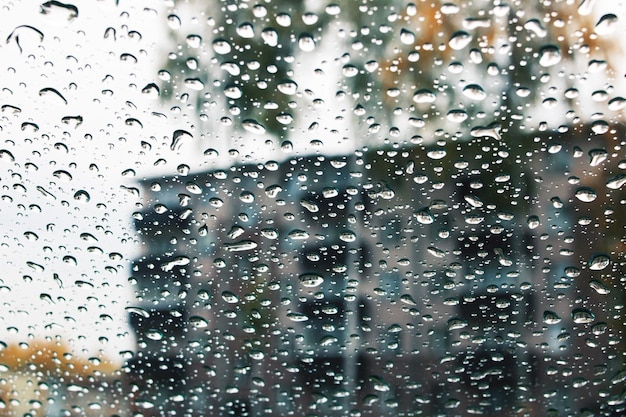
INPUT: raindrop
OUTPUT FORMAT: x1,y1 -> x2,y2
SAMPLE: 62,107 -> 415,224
462,84 -> 486,101
588,149 -> 607,166
40,1 -> 78,21
287,312 -> 308,322
212,39 -> 232,54
527,215 -> 540,229
170,130 -> 193,152
261,29 -> 278,47
448,31 -> 472,50
186,34 -> 202,48
298,33 -> 315,51
277,80 -> 298,95
399,294 -> 417,305
588,254 -> 610,270
184,78 -> 204,91
400,29 -> 415,45
339,230 -> 357,242
413,89 -> 436,103
447,318 -> 467,330
591,120 -> 609,134
539,45 -> 561,67
167,14 -> 181,29
426,148 -> 446,160
608,97 -> 626,111
575,187 -> 597,202
224,240 -> 258,251
606,174 -> 626,190
73,190 -> 90,203
571,308 -> 595,324
299,273 -> 324,288
236,22 -> 254,38
595,14 -> 618,35
589,280 -> 610,295
543,311 -> 562,324
242,119 -> 266,134
221,291 -> 239,304
414,208 -> 434,224
447,109 -> 468,122
39,87 -> 67,105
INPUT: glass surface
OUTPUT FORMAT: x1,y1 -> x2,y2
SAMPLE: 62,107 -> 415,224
0,1 -> 625,416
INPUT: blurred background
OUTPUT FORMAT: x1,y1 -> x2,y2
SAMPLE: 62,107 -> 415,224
0,0 -> 624,416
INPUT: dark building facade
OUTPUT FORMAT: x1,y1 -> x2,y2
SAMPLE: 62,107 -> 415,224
124,130 -> 625,416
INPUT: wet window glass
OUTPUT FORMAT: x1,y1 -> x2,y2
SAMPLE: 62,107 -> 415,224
1,1 -> 625,416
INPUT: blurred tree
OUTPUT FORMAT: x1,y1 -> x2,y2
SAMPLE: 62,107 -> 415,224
0,340 -> 120,416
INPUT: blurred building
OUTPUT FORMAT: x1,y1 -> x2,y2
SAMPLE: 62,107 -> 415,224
124,129 -> 625,416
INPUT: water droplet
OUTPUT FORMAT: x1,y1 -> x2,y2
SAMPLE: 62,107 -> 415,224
575,187 -> 597,202
588,148 -> 607,166
524,19 -> 547,37
236,22 -> 254,38
427,246 -> 446,258
447,318 -> 467,330
261,29 -> 278,46
224,240 -> 258,252
339,230 -> 356,242
300,199 -> 319,213
298,33 -> 315,51
448,31 -> 472,50
40,1 -> 78,21
400,28 -> 415,45
277,80 -> 298,95
241,119 -> 266,134
571,308 -> 595,324
39,87 -> 67,105
470,123 -> 501,140
189,316 -> 208,328
287,312 -> 308,322
413,89 -> 436,103
399,294 -> 417,305
447,109 -> 468,123
212,39 -> 231,54
161,256 -> 190,272
595,13 -> 618,35
608,97 -> 626,111
73,190 -> 90,203
299,273 -> 324,288
589,254 -> 610,270
462,84 -> 486,101
543,310 -> 562,324
577,0 -> 596,16
184,78 -> 204,91
224,85 -> 242,99
591,120 -> 609,134
589,280 -> 610,295
527,215 -> 540,229
167,14 -> 181,29
539,45 -> 561,67
171,129 -> 193,151
426,148 -> 447,160
606,174 -> 626,189
414,208 -> 434,224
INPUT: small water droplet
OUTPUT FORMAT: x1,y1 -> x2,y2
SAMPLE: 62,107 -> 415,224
299,273 -> 324,288
539,45 -> 561,67
448,31 -> 472,50
571,308 -> 595,324
543,310 -> 562,324
595,13 -> 618,35
589,254 -> 610,270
